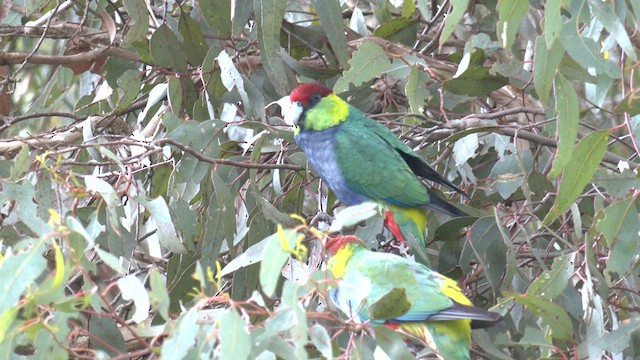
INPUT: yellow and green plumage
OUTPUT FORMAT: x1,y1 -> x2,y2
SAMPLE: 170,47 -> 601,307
282,83 -> 468,261
325,235 -> 500,360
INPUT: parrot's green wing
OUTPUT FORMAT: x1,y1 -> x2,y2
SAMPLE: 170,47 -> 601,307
349,107 -> 467,196
335,112 -> 432,207
335,108 -> 468,216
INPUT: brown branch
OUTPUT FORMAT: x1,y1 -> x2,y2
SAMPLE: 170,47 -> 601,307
0,46 -> 139,66
0,111 -> 83,133
155,138 -> 304,171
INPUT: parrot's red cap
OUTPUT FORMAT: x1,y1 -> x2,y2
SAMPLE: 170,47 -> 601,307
290,83 -> 332,106
324,235 -> 363,255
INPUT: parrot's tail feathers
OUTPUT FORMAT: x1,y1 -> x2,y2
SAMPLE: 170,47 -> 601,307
425,189 -> 469,217
399,152 -> 469,198
429,301 -> 502,325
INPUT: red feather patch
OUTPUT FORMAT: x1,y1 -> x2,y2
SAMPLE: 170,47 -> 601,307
290,83 -> 332,106
324,235 -> 361,254
383,210 -> 406,243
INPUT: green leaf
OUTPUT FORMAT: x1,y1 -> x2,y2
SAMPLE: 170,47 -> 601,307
201,0 -> 232,38
280,281 -> 309,360
528,253 -> 575,300
253,193 -> 296,227
259,229 -> 300,297
329,202 -> 380,232
150,269 -> 171,321
595,198 -> 640,276
114,69 -> 141,112
311,0 -> 349,67
405,65 -> 430,123
615,87 -> 640,116
117,275 -> 150,323
150,24 -> 189,72
373,17 -> 418,46
373,326 -> 415,360
0,181 -> 50,236
219,235 -> 270,276
232,0 -> 254,35
543,0 -> 562,46
10,146 -> 30,179
161,308 -> 199,359
88,313 -> 127,355
220,309 -> 251,360
439,0 -> 469,49
255,0 -> 291,95
593,169 -> 640,198
507,292 -> 573,341
461,217 -> 507,295
333,40 -> 391,94
133,194 -> 187,254
533,35 -> 563,105
593,318 -> 640,354
544,130 -> 610,224
586,0 -> 637,61
548,73 -> 579,179
309,324 -> 332,359
368,288 -> 412,320
559,18 -> 620,79
497,0 -> 529,48
0,238 -> 47,314
443,66 -> 509,96
178,12 -> 209,65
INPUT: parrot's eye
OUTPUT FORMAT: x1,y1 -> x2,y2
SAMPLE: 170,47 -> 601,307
309,93 -> 322,105
294,100 -> 302,107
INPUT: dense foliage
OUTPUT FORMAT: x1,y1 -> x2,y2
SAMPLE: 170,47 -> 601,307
1,0 -> 639,359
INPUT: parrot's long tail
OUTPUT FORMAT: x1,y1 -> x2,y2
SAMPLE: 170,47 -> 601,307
384,207 -> 430,264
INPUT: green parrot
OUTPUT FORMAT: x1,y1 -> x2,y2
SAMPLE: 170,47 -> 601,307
280,83 -> 468,260
325,235 -> 501,360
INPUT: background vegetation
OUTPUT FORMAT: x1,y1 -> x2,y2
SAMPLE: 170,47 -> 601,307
1,0 -> 639,358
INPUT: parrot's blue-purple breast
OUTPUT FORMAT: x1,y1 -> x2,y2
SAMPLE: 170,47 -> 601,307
295,126 -> 368,205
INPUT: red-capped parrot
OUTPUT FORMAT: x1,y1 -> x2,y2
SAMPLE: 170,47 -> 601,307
324,235 -> 501,360
279,83 -> 468,260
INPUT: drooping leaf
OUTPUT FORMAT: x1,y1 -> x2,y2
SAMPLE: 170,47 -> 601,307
444,66 -> 509,96
161,308 -> 200,359
150,24 -> 189,72
329,202 -> 380,232
220,309 -> 251,360
334,40 -> 391,94
309,324 -> 333,359
201,0 -> 232,38
594,198 -> 640,276
586,0 -> 637,61
439,0 -> 469,48
533,35 -> 564,105
507,292 -> 573,341
528,253 -> 575,300
559,18 -> 621,79
259,229 -> 300,297
548,73 -> 579,179
615,87 -> 640,116
255,0 -> 291,95
0,238 -> 47,314
497,0 -> 529,48
544,130 -> 610,224
373,326 -> 415,360
133,194 -> 187,254
311,0 -> 349,67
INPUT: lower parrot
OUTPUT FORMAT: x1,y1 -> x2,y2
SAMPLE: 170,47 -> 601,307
279,83 -> 468,261
324,235 -> 501,360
